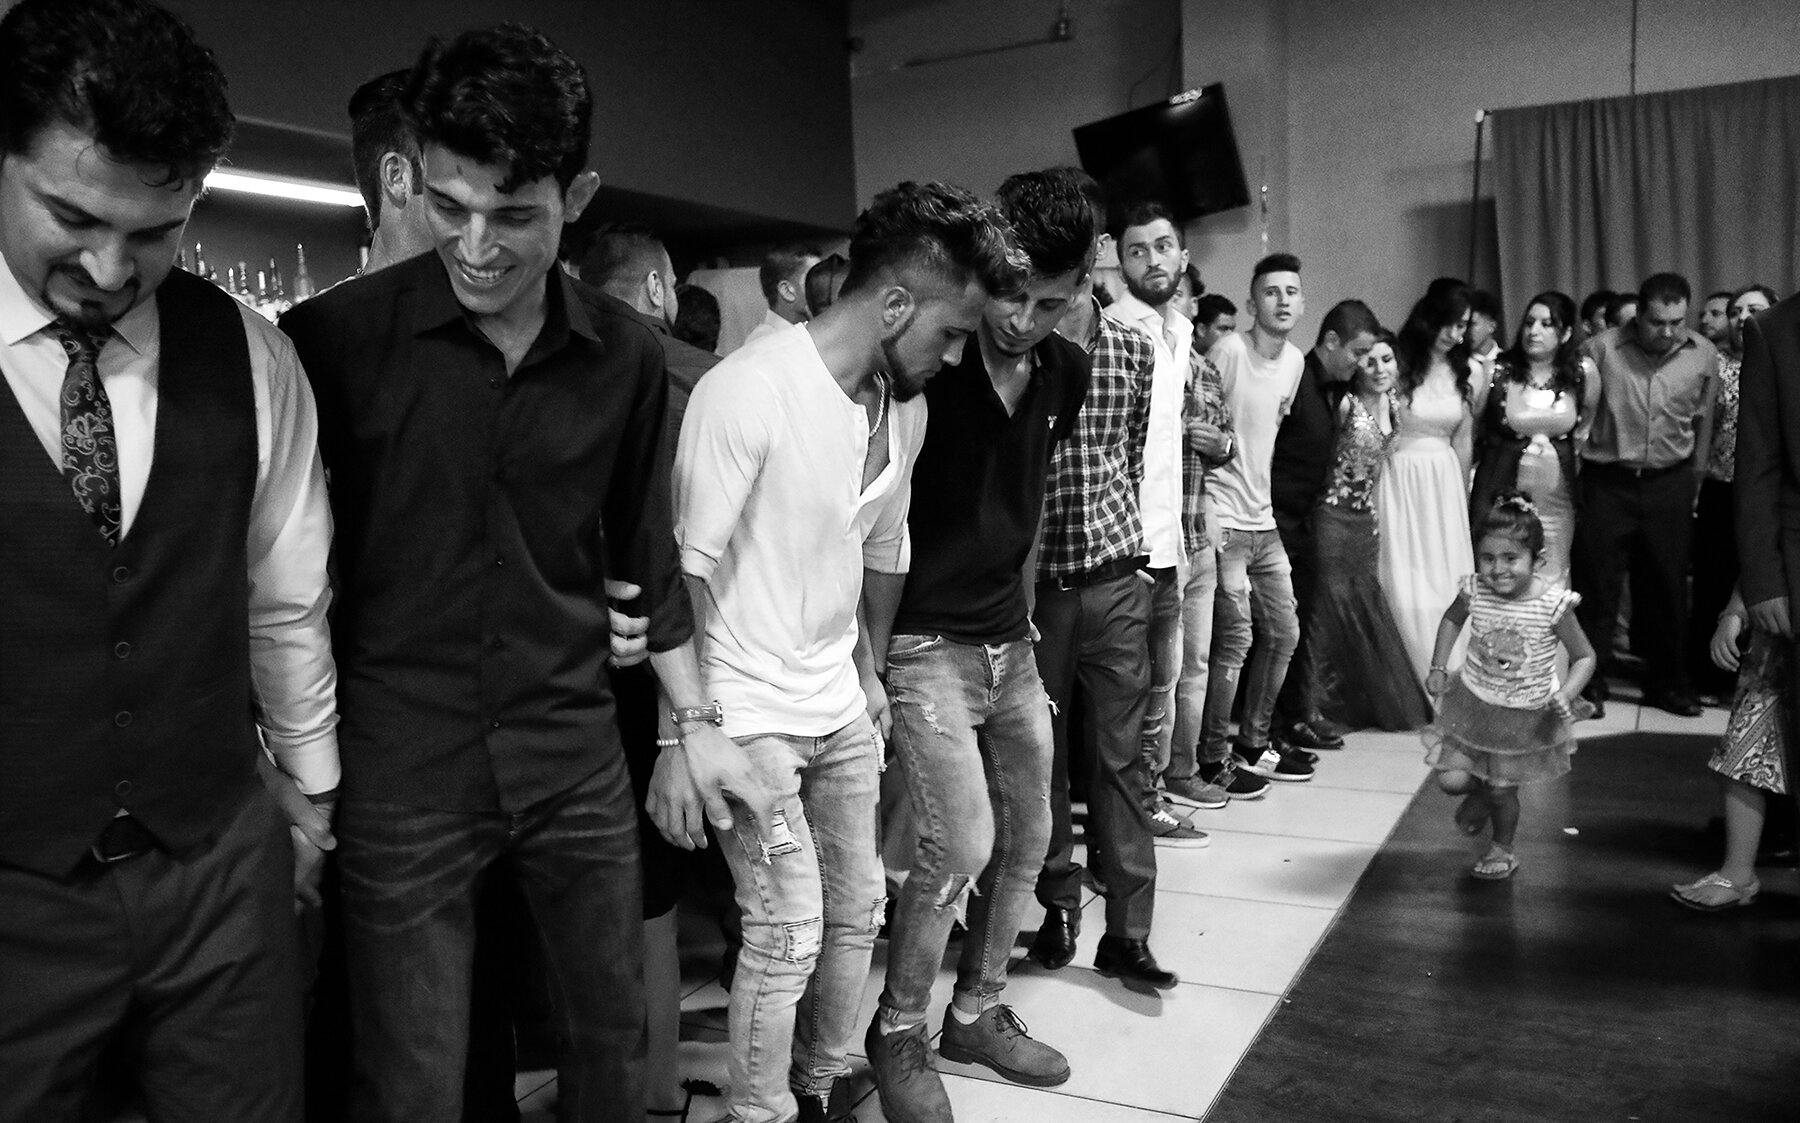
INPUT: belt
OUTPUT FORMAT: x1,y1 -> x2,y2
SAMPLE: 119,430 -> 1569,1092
90,815 -> 158,864
1045,555 -> 1145,591
1586,459 -> 1687,480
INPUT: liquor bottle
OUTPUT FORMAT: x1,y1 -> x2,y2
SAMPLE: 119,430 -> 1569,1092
255,270 -> 277,321
235,261 -> 251,302
292,243 -> 316,302
224,265 -> 238,296
193,242 -> 217,285
175,249 -> 189,273
267,257 -> 291,314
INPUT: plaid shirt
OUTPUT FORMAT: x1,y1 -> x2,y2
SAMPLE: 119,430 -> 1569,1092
1038,301 -> 1155,577
1182,348 -> 1234,556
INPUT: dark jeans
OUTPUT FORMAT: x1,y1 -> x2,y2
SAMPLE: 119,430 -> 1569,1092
1688,476 -> 1738,695
1033,571 -> 1158,938
1273,507 -> 1320,728
0,787 -> 302,1123
336,760 -> 646,1123
1573,461 -> 1699,695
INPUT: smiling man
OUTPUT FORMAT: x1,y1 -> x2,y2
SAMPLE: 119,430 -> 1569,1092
279,24 -> 763,1122
0,0 -> 338,1118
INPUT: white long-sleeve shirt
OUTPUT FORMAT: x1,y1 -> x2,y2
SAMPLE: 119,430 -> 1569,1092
1105,291 -> 1190,567
0,253 -> 340,795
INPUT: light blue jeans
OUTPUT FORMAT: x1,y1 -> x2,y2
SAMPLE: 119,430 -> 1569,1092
878,635 -> 1053,1025
720,714 -> 885,1123
1202,527 -> 1300,762
1170,546 -> 1219,779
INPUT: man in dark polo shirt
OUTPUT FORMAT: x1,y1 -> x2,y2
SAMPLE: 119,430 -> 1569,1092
0,1 -> 338,1118
281,26 -> 772,1122
1269,299 -> 1379,750
1574,272 -> 1720,717
861,169 -> 1090,1121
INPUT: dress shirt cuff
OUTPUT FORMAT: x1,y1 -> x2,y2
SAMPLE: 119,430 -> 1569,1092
680,544 -> 721,584
266,729 -> 341,797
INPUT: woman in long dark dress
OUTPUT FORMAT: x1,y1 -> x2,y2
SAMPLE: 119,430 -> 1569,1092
1311,332 -> 1432,731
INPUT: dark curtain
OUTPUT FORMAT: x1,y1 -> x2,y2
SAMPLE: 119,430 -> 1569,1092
1492,74 -> 1800,320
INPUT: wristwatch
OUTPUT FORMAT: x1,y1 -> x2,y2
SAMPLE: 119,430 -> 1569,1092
671,701 -> 725,728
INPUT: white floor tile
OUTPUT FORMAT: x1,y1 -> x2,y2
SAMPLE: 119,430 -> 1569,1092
915,970 -> 1275,1118
1196,783 -> 1417,845
1304,745 -> 1432,794
1150,831 -> 1382,910
852,1073 -> 1198,1122
1082,890 -> 1337,996
1635,701 -> 1728,736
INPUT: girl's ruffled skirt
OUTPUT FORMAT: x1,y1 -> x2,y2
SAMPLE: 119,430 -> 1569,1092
1423,674 -> 1573,786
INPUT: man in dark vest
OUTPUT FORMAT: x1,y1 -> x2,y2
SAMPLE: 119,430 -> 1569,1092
0,1 -> 340,1119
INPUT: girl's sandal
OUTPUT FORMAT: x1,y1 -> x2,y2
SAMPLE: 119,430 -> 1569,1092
1454,791 -> 1490,836
1471,847 -> 1519,880
1670,871 -> 1760,911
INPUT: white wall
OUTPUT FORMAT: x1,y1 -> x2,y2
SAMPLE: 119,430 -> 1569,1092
853,0 -> 1800,341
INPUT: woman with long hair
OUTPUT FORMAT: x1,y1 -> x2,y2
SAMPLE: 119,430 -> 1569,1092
1377,285 -> 1478,684
1468,292 -> 1599,589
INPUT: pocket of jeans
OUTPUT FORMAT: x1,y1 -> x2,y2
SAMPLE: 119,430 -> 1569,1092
887,634 -> 945,661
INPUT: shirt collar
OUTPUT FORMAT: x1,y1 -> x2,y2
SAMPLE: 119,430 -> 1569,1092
0,247 -> 155,354
410,255 -> 599,349
1621,321 -> 1699,360
1108,290 -> 1192,344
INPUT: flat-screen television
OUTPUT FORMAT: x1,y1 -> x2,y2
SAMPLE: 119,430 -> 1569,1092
1073,83 -> 1251,222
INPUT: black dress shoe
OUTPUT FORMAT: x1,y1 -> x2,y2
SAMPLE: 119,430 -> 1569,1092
1029,907 -> 1080,970
1284,718 -> 1345,750
1645,690 -> 1702,717
1579,680 -> 1608,719
1093,934 -> 1178,990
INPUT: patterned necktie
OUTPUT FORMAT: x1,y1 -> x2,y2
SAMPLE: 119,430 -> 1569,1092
53,321 -> 121,546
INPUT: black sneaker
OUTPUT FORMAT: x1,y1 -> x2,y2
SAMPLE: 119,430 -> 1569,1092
1199,756 -> 1269,799
1246,734 -> 1318,767
1238,745 -> 1314,782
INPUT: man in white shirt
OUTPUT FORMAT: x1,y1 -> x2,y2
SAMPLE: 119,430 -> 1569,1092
745,243 -> 823,344
1105,201 -> 1231,831
1199,254 -> 1314,788
662,181 -> 1023,1123
0,1 -> 337,1117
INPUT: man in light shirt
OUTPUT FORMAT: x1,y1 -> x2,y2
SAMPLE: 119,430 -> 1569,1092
745,243 -> 823,343
1199,253 -> 1315,788
1106,201 -> 1233,826
0,0 -> 338,1117
665,181 -> 1023,1123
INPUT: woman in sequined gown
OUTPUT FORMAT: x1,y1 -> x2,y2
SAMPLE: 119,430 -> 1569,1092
1378,287 -> 1477,686
1469,292 -> 1599,590
1310,334 -> 1431,730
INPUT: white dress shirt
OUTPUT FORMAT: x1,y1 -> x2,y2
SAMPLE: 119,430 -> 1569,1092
676,325 -> 924,739
0,253 -> 340,795
1105,291 -> 1190,567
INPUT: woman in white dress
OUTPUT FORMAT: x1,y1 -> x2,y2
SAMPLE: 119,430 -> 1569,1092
1378,287 -> 1479,685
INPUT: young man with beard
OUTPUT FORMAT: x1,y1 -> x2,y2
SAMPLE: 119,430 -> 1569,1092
1030,171 -> 1185,997
1105,201 -> 1234,825
1198,254 -> 1312,788
666,181 -> 1024,1123
861,169 -> 1092,1123
281,25 -> 755,1121
0,1 -> 337,1116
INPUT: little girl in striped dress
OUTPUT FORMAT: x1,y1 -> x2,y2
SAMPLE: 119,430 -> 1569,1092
1423,492 -> 1597,879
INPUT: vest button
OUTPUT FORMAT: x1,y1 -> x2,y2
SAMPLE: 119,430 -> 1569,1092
489,635 -> 505,650
115,780 -> 133,798
489,376 -> 502,389
112,566 -> 131,583
494,554 -> 505,567
114,641 -> 132,659
113,710 -> 132,728
489,718 -> 502,729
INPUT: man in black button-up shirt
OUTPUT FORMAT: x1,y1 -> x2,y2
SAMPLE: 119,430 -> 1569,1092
282,27 -> 770,1122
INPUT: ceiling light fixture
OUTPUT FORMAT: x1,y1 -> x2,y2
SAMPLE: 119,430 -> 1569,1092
204,169 -> 364,208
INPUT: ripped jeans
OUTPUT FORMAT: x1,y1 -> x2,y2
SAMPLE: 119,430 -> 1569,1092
878,635 -> 1054,1027
721,713 -> 885,1123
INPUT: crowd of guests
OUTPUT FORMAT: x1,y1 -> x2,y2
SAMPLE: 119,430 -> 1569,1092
3,2 -> 1796,1123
